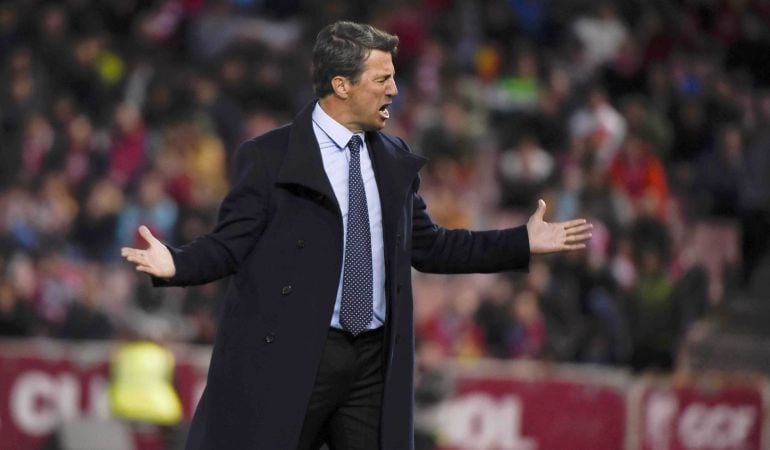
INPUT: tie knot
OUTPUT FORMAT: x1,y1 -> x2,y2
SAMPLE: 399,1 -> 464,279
348,135 -> 363,153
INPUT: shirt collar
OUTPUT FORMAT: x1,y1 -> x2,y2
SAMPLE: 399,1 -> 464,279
312,101 -> 364,150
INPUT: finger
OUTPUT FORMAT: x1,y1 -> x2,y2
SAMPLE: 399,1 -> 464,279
562,219 -> 589,230
563,243 -> 587,251
566,223 -> 593,235
533,199 -> 546,220
138,225 -> 158,246
121,247 -> 139,257
565,233 -> 592,243
125,254 -> 144,265
125,250 -> 145,260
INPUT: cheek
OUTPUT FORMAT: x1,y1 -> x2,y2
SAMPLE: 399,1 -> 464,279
361,97 -> 378,115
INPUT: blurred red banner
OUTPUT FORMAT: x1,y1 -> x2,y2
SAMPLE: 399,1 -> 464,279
636,382 -> 765,450
433,363 -> 628,450
0,341 -> 208,450
1,342 -> 768,450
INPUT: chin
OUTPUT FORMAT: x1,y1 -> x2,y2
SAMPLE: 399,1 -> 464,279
363,121 -> 387,131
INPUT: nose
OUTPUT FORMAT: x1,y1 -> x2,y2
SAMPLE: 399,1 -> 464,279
387,78 -> 398,96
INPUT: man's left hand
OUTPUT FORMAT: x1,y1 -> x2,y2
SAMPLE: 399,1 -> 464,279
526,199 -> 593,254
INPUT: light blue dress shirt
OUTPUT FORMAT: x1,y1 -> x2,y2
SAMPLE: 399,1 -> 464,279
311,102 -> 386,330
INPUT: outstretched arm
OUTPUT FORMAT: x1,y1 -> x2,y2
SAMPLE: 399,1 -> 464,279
120,139 -> 270,286
411,196 -> 591,274
121,225 -> 176,278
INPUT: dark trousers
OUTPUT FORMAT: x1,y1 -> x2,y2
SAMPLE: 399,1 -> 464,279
296,327 -> 385,450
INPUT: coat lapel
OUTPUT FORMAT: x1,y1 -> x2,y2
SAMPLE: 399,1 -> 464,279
366,132 -> 427,254
275,102 -> 340,213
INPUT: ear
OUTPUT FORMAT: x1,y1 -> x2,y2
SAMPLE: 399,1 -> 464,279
331,75 -> 349,99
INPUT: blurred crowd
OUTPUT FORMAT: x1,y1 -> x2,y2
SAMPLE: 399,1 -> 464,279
1,0 -> 769,375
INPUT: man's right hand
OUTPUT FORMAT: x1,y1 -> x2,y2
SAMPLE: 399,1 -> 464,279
121,225 -> 176,278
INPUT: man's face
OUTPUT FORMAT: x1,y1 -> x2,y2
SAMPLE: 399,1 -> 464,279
345,49 -> 398,131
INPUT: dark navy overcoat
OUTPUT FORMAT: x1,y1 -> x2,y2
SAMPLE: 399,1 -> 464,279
156,102 -> 530,449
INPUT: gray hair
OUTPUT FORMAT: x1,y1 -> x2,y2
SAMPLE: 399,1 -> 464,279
312,21 -> 399,98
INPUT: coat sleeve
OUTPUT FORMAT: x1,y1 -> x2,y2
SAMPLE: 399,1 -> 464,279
153,139 -> 270,287
410,185 -> 530,274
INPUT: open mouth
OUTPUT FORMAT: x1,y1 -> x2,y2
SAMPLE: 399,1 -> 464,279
379,104 -> 390,119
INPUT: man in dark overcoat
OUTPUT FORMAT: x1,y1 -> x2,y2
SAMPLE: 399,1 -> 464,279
122,21 -> 592,450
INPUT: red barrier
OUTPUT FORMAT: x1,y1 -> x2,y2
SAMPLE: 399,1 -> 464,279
0,340 -> 209,450
433,362 -> 629,450
633,379 -> 766,450
1,341 -> 769,450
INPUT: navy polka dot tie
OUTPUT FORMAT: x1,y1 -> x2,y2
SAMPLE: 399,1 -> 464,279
340,135 -> 373,336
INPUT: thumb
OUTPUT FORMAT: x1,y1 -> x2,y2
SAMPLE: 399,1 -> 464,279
534,199 -> 547,221
138,225 -> 159,246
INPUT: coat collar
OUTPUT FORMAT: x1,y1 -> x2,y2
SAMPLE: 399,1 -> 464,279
276,101 -> 339,209
276,101 -> 427,225
364,130 -> 426,243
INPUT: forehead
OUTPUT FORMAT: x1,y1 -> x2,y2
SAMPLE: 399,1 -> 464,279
362,49 -> 394,74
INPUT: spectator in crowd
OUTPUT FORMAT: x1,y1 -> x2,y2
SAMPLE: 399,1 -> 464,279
475,275 -> 516,359
0,278 -> 33,337
58,265 -> 114,340
421,285 -> 487,360
573,3 -> 629,74
74,178 -> 124,261
569,86 -> 627,170
498,135 -> 556,208
506,289 -> 547,359
115,170 -> 177,250
693,124 -> 748,217
629,244 -> 675,370
609,133 -> 669,220
526,259 -> 585,361
108,102 -> 147,186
